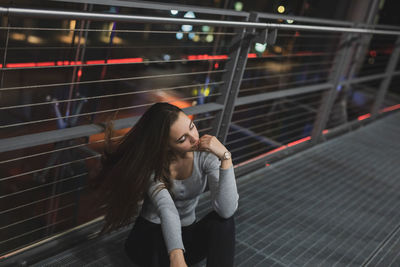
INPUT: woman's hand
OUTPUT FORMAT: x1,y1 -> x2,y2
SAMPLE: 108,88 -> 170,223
170,249 -> 188,267
198,134 -> 228,160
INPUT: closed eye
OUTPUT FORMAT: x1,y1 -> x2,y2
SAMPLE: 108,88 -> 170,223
176,121 -> 195,143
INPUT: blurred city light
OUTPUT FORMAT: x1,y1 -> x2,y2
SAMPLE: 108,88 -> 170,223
234,2 -> 243,11
255,42 -> 267,53
206,34 -> 214,42
170,10 -> 178,15
184,11 -> 196,18
202,25 -> 210,32
188,32 -> 196,40
176,32 -> 183,40
182,24 -> 193,32
273,46 -> 283,53
277,5 -> 285,13
163,54 -> 171,61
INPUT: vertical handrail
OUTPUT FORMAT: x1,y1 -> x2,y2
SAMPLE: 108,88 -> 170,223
212,13 -> 261,143
311,33 -> 358,142
371,36 -> 400,117
0,15 -> 10,91
210,13 -> 249,140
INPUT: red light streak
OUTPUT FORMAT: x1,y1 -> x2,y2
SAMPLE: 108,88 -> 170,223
247,53 -> 257,58
358,114 -> 371,121
234,146 -> 287,168
36,62 -> 55,67
6,62 -> 36,68
107,58 -> 143,64
287,136 -> 311,147
86,60 -> 105,65
381,104 -> 400,113
234,134 -> 315,168
187,54 -> 228,60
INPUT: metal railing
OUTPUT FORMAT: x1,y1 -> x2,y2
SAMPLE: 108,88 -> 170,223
0,0 -> 399,263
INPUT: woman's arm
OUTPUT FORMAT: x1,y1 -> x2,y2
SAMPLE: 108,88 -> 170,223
170,249 -> 187,267
199,135 -> 239,218
204,153 -> 239,218
147,181 -> 187,264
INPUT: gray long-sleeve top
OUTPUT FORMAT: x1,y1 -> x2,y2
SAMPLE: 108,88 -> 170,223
140,151 -> 239,254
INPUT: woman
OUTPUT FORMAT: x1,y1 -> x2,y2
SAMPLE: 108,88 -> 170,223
97,102 -> 239,267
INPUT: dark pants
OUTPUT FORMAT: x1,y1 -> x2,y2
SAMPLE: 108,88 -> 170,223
124,211 -> 236,267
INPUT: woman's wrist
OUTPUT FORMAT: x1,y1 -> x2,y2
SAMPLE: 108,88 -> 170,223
169,248 -> 184,260
220,157 -> 233,169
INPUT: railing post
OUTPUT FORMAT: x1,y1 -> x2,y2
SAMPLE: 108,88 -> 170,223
311,32 -> 357,143
211,13 -> 258,143
370,36 -> 400,117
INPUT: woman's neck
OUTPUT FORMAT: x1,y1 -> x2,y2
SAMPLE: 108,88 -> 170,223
169,150 -> 193,161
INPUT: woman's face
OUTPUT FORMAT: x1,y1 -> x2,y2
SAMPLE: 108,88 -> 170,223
169,112 -> 199,154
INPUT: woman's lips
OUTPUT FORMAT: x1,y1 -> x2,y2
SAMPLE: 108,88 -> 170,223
192,140 -> 199,150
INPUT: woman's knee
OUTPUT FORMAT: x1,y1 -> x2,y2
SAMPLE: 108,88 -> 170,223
205,210 -> 236,226
211,210 -> 235,218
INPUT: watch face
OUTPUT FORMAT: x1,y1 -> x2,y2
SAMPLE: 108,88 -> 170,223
224,151 -> 231,159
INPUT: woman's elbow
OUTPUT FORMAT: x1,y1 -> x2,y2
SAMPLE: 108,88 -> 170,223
214,198 -> 239,218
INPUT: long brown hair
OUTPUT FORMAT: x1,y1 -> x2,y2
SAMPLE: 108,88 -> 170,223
95,102 -> 183,234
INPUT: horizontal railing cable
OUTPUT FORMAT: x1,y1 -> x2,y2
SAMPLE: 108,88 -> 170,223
241,68 -> 331,82
0,186 -> 86,215
227,113 -> 314,145
228,117 -> 315,147
229,105 -> 321,136
233,126 -> 312,161
1,57 -> 230,71
1,81 -> 224,110
248,52 -> 337,60
0,173 -> 87,200
240,78 -> 327,93
0,156 -> 98,182
244,60 -> 334,71
0,26 -> 237,35
0,217 -> 74,245
229,110 -> 316,136
0,69 -> 226,92
232,108 -> 314,125
193,116 -> 216,123
278,33 -> 342,39
232,98 -> 321,124
0,203 -> 76,230
198,127 -> 213,134
233,92 -> 322,114
2,7 -> 400,35
229,118 -> 315,153
232,98 -> 318,118
1,44 -> 231,50
0,136 -> 123,165
0,93 -> 221,129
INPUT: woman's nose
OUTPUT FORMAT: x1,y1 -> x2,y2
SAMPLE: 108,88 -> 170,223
190,136 -> 199,144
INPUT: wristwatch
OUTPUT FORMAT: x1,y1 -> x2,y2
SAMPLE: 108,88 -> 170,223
221,151 -> 232,161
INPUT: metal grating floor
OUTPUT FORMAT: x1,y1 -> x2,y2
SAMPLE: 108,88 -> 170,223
33,112 -> 400,267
